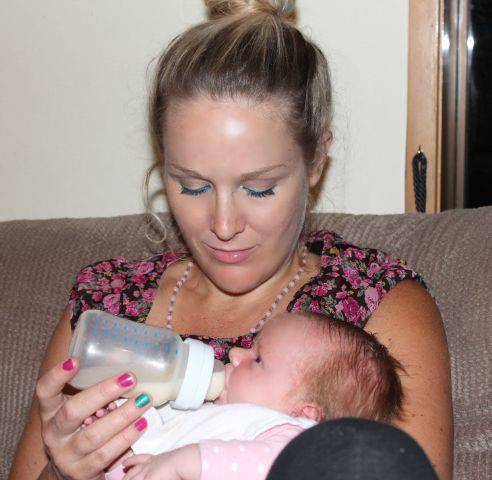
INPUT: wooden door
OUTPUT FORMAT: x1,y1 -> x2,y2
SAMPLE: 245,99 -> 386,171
405,0 -> 443,213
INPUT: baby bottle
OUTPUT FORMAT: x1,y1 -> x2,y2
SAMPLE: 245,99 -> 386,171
68,309 -> 225,409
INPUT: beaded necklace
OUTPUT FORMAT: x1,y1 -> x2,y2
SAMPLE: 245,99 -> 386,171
166,244 -> 308,334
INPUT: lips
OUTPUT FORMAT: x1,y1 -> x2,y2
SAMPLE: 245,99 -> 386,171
205,244 -> 256,264
215,363 -> 232,404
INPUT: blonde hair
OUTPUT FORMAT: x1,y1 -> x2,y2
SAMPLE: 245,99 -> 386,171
144,0 -> 333,237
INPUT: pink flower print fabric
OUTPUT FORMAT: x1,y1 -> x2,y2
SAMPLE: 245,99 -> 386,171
68,230 -> 425,364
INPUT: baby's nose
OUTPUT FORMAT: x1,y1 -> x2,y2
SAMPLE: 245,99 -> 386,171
229,347 -> 247,366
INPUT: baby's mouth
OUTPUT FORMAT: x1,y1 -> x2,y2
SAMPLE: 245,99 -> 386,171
214,362 -> 233,404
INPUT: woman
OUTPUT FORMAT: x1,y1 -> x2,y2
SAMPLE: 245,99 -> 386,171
9,1 -> 453,479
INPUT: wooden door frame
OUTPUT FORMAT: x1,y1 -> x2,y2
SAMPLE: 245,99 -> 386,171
405,0 -> 444,213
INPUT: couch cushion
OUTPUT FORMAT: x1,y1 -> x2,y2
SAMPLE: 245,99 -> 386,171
1,207 -> 490,479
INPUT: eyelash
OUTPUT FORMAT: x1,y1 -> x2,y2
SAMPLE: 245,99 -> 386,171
180,184 -> 276,198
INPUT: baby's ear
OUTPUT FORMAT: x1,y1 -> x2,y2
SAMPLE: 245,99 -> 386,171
291,402 -> 323,422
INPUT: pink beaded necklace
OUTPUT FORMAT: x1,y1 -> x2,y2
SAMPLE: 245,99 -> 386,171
166,244 -> 308,334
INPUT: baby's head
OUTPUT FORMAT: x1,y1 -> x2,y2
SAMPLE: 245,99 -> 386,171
216,311 -> 404,423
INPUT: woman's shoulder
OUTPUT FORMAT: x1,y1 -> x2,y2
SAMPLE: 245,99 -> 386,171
68,250 -> 186,330
291,229 -> 426,327
306,229 -> 418,270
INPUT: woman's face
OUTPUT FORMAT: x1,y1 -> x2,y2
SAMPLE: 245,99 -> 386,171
163,96 -> 322,294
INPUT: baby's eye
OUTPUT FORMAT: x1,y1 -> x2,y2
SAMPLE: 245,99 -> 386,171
255,355 -> 262,364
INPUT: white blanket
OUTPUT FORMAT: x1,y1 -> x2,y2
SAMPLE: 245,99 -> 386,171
129,402 -> 317,455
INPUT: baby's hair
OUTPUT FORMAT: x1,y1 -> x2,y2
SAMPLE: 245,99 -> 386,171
292,312 -> 405,423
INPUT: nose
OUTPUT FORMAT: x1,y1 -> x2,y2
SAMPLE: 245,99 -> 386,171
210,191 -> 245,242
229,347 -> 249,367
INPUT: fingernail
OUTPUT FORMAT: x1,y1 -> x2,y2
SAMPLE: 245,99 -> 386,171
117,373 -> 134,388
135,393 -> 150,408
62,358 -> 74,371
134,417 -> 147,432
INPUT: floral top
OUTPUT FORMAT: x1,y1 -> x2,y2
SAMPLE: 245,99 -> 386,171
68,230 -> 424,363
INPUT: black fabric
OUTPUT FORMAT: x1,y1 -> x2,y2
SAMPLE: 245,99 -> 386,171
266,418 -> 438,480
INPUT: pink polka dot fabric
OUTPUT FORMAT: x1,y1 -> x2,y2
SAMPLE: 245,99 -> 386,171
199,423 -> 305,479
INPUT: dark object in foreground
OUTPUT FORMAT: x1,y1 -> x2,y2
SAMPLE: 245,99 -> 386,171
267,418 -> 438,480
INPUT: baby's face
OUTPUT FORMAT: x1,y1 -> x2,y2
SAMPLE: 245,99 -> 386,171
215,314 -> 309,412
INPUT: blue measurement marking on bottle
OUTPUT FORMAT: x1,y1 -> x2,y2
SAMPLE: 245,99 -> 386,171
175,349 -> 179,355
144,341 -> 150,349
163,344 -> 170,353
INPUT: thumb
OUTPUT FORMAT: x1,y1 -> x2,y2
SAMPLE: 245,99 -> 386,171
36,357 -> 80,421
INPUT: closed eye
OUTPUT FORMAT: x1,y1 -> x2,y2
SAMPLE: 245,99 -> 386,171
242,186 -> 276,198
180,184 -> 211,196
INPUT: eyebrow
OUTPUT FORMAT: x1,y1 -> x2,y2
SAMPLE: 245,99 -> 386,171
167,164 -> 288,182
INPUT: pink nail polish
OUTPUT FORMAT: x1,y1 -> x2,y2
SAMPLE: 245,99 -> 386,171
135,417 -> 147,432
62,358 -> 74,371
117,373 -> 134,388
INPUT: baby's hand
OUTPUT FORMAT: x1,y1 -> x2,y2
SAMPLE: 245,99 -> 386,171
122,453 -> 180,480
82,400 -> 117,426
122,444 -> 201,480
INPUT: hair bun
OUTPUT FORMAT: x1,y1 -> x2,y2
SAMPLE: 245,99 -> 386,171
204,0 -> 297,24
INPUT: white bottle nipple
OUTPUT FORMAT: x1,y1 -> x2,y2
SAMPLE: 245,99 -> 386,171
170,338 -> 225,410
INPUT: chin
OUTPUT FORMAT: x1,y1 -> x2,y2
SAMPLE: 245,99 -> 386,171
206,263 -> 270,294
211,273 -> 263,295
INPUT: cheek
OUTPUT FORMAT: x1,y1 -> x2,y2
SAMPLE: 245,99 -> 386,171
228,366 -> 254,395
165,185 -> 209,232
248,183 -> 307,239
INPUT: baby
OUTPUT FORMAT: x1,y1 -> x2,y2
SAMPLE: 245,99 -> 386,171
106,311 -> 404,480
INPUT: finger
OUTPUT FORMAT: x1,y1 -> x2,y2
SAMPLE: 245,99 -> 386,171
124,464 -> 148,480
73,392 -> 152,457
52,372 -> 138,436
36,357 -> 80,422
122,465 -> 141,480
95,408 -> 107,418
83,416 -> 95,426
108,401 -> 117,411
82,413 -> 150,476
123,454 -> 153,467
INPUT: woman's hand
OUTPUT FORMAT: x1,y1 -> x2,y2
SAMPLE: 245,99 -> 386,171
36,356 -> 152,480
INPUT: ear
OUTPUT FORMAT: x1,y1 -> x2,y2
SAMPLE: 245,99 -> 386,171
308,130 -> 333,188
290,402 -> 323,422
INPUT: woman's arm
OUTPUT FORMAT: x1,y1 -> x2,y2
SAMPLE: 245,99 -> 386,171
365,280 -> 453,480
9,308 -> 74,479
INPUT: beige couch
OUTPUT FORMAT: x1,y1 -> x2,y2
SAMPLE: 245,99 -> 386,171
1,208 -> 491,480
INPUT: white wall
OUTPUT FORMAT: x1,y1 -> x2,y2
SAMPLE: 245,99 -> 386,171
0,0 -> 408,221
